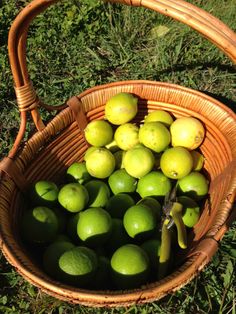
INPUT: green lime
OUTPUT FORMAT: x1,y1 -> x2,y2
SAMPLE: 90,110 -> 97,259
108,169 -> 137,195
191,151 -> 205,171
84,119 -> 113,147
77,207 -> 112,246
136,171 -> 172,199
43,240 -> 75,280
123,146 -> 155,178
105,92 -> 138,125
59,246 -> 98,286
105,193 -> 135,218
141,238 -> 161,274
58,183 -> 89,213
111,244 -> 150,289
21,206 -> 59,244
84,180 -> 110,207
170,117 -> 205,150
139,122 -> 171,153
84,146 -> 97,161
30,180 -> 59,207
85,148 -> 115,179
123,204 -> 157,240
160,147 -> 193,179
137,197 -> 162,221
144,110 -> 174,127
177,171 -> 209,200
66,162 -> 91,184
114,123 -> 139,150
177,196 -> 200,228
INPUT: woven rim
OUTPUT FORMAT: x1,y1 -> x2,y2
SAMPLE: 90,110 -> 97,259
0,81 -> 235,306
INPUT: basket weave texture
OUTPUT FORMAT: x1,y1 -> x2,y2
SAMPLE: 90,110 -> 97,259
0,0 -> 236,307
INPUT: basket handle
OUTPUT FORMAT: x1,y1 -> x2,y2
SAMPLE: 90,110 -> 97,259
7,0 -> 236,157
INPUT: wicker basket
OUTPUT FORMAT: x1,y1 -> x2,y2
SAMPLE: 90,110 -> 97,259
0,0 -> 235,307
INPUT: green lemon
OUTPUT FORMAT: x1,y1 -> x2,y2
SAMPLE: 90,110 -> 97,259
43,240 -> 75,280
85,147 -> 115,179
191,151 -> 205,171
105,193 -> 135,218
170,117 -> 205,150
144,110 -> 174,127
114,123 -> 139,150
123,204 -> 157,240
123,146 -> 155,178
136,171 -> 172,199
111,244 -> 150,289
139,121 -> 171,153
137,197 -> 162,221
84,119 -> 113,147
105,92 -> 138,125
21,206 -> 59,244
177,171 -> 209,200
84,180 -> 110,207
58,183 -> 89,213
108,169 -> 137,195
59,246 -> 98,286
77,207 -> 112,246
141,238 -> 161,274
66,162 -> 91,184
177,196 -> 200,228
160,147 -> 193,179
30,180 -> 59,207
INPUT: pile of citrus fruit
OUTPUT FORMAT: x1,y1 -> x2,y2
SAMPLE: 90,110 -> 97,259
20,92 -> 209,290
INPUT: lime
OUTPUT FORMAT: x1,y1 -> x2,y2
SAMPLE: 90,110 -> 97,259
43,240 -> 75,280
144,110 -> 174,127
136,171 -> 172,199
66,212 -> 81,242
170,117 -> 205,150
137,197 -> 162,221
111,244 -> 150,289
113,150 -> 126,169
105,218 -> 131,253
105,193 -> 135,218
30,180 -> 59,207
105,92 -> 138,125
177,196 -> 200,228
85,180 -> 110,207
141,238 -> 161,274
59,246 -> 98,286
108,169 -> 137,195
83,146 -> 97,161
123,146 -> 155,178
160,147 -> 193,179
66,162 -> 91,184
139,122 -> 171,153
177,171 -> 209,200
84,119 -> 113,147
123,204 -> 157,240
114,123 -> 139,150
191,151 -> 204,171
21,206 -> 59,244
58,183 -> 89,213
85,147 -> 115,179
77,207 -> 112,246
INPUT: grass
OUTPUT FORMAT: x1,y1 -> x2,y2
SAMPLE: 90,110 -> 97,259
0,0 -> 236,313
